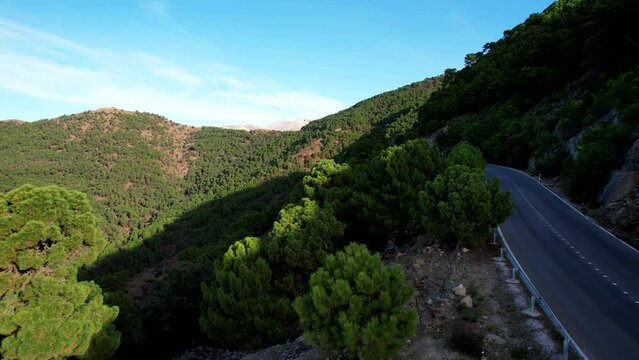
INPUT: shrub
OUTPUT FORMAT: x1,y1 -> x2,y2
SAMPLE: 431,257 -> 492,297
460,307 -> 479,322
294,243 -> 416,360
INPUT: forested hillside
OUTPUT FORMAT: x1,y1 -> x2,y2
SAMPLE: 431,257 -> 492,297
0,77 -> 442,358
418,0 -> 639,213
2,0 -> 638,358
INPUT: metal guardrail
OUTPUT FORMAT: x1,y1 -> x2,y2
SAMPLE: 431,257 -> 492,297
493,226 -> 588,360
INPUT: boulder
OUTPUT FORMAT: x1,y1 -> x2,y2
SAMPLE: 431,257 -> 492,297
484,333 -> 507,346
453,284 -> 467,297
459,295 -> 473,308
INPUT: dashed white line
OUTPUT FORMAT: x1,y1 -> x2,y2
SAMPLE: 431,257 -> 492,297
512,183 -> 637,303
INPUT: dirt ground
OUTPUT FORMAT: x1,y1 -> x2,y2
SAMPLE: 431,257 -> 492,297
392,237 -> 562,360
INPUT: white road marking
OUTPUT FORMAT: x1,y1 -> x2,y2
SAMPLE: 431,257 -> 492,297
509,182 -> 638,306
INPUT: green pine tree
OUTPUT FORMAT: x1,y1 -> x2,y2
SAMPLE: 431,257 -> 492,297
419,165 -> 512,246
294,243 -> 416,360
0,185 -> 120,360
265,198 -> 344,286
200,237 -> 295,349
354,139 -> 442,238
447,141 -> 486,169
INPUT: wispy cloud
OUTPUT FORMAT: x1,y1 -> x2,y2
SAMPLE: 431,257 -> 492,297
0,19 -> 346,126
142,1 -> 169,20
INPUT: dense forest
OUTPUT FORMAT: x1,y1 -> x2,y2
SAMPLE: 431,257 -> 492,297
1,0 -> 638,358
417,0 -> 639,205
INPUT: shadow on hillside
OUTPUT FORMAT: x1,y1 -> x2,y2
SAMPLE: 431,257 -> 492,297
80,173 -> 303,358
81,117 -> 403,359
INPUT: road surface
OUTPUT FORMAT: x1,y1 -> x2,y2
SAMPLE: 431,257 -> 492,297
485,164 -> 639,360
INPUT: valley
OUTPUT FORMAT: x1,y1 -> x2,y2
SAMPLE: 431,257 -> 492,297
1,1 -> 638,359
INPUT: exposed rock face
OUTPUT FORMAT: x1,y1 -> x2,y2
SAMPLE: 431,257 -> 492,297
599,109 -> 620,126
564,132 -> 582,159
622,139 -> 639,171
561,110 -> 622,160
598,171 -> 639,204
591,192 -> 639,249
427,125 -> 448,144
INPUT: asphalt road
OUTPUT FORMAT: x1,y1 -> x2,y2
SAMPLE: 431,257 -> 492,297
485,164 -> 639,360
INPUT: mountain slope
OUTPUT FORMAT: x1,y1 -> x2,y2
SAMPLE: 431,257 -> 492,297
417,0 -> 639,244
419,0 -> 638,179
0,77 -> 442,357
0,108 -> 197,242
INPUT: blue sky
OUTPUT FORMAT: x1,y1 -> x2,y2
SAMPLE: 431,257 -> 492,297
0,1 -> 554,127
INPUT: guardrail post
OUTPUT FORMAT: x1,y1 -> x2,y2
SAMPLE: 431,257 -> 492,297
495,225 -> 587,359
506,267 -> 519,284
562,338 -> 570,360
490,230 -> 498,245
521,296 -> 541,318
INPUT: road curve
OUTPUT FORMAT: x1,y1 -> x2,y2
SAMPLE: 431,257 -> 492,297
485,164 -> 639,360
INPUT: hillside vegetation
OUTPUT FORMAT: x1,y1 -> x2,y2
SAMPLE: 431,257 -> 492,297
0,78 -> 442,358
418,0 -> 639,206
2,0 -> 638,358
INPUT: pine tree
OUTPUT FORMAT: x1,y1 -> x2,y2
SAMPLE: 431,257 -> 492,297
200,237 -> 295,349
265,198 -> 344,286
354,139 -> 442,238
294,243 -> 416,360
447,141 -> 486,169
303,159 -> 350,202
0,185 -> 120,359
419,165 -> 512,246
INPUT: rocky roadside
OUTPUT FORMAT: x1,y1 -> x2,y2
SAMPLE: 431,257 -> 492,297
178,236 -> 563,360
390,237 -> 561,360
177,336 -> 316,360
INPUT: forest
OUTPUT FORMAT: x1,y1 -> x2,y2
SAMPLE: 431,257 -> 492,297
1,0 -> 638,358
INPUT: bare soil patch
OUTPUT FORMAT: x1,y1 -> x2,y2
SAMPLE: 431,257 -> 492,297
391,239 -> 561,360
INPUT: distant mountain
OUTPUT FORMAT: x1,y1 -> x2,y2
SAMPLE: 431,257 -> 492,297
223,119 -> 310,131
0,119 -> 26,124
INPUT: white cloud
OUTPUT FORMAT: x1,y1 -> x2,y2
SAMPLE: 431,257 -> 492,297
0,19 -> 347,126
135,53 -> 203,86
143,1 -> 169,19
